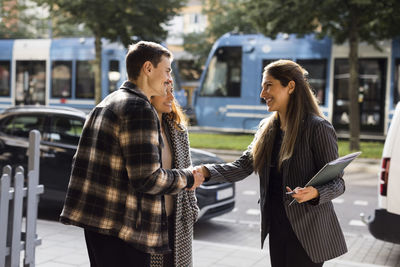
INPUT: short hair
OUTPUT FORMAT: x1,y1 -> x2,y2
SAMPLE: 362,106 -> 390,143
126,41 -> 172,81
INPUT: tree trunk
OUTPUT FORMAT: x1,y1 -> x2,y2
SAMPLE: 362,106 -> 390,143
94,34 -> 102,104
348,9 -> 360,151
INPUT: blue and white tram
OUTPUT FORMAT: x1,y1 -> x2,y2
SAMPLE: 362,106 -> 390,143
194,33 -> 399,138
0,38 -> 186,112
0,38 -> 126,111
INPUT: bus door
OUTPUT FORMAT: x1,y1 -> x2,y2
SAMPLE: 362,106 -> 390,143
15,60 -> 46,105
333,58 -> 387,134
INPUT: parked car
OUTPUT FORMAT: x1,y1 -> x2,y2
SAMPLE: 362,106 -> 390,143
0,106 -> 235,221
361,102 -> 400,243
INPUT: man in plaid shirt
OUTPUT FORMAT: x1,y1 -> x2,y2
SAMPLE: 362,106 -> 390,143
60,41 -> 204,266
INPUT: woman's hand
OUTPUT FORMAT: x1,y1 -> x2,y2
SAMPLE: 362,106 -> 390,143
286,186 -> 319,203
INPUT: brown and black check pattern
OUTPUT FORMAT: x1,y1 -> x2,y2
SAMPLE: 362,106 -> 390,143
60,81 -> 194,254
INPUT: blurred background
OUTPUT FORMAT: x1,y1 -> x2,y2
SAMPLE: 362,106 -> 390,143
1,1 -> 400,266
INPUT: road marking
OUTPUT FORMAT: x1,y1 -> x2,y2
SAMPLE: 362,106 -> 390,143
332,198 -> 345,204
232,208 -> 238,212
211,217 -> 259,226
349,220 -> 366,227
242,190 -> 257,195
239,220 -> 260,226
353,200 -> 368,206
212,217 -> 369,230
246,209 -> 260,215
327,259 -> 387,267
194,239 -> 264,252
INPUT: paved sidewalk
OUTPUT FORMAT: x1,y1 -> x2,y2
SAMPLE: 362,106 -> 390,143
33,219 -> 400,267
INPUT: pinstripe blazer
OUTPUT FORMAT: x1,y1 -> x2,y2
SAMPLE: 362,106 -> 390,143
205,114 -> 347,263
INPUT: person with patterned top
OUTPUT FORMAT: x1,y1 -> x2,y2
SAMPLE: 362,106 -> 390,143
149,82 -> 198,267
60,41 -> 204,266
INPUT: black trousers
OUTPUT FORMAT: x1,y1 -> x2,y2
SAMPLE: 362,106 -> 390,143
269,196 -> 324,267
161,215 -> 175,267
84,229 -> 150,267
269,225 -> 324,267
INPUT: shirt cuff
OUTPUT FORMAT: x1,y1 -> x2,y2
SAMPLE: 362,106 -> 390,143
184,170 -> 194,189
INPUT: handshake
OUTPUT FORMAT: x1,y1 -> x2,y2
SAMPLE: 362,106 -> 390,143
187,165 -> 210,190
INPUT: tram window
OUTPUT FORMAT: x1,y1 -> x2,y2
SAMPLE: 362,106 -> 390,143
108,60 -> 120,93
394,59 -> 400,106
0,61 -> 10,96
199,46 -> 242,97
297,59 -> 327,105
333,58 -> 386,132
15,61 -> 46,105
76,61 -> 94,99
52,61 -> 72,98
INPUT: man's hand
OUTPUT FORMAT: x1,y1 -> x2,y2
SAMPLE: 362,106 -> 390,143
187,168 -> 205,190
286,186 -> 319,203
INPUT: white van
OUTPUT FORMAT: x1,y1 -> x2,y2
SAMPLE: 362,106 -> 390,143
362,102 -> 400,243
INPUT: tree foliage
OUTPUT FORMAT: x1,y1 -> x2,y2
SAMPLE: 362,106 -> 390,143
35,0 -> 186,45
245,0 -> 400,150
204,0 -> 256,41
183,0 -> 256,66
247,0 -> 400,45
33,0 -> 186,103
0,0 -> 48,38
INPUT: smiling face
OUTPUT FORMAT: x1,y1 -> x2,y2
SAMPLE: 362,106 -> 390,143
151,83 -> 174,117
260,73 -> 293,116
148,55 -> 173,97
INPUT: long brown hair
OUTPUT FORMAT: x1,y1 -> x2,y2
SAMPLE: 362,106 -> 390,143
164,98 -> 188,131
251,59 -> 323,173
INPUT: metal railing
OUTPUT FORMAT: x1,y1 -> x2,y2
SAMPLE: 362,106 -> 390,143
0,130 -> 44,267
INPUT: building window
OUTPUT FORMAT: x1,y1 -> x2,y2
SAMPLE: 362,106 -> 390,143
51,61 -> 72,98
76,61 -> 94,99
200,46 -> 242,97
190,13 -> 199,24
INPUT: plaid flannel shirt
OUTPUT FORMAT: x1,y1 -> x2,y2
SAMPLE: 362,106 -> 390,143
60,81 -> 194,254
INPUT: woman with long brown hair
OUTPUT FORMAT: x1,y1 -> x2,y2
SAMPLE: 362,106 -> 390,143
197,59 -> 347,266
150,83 -> 198,267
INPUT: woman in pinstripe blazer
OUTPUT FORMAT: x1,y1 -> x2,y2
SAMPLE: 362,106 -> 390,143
198,59 -> 347,266
150,83 -> 199,267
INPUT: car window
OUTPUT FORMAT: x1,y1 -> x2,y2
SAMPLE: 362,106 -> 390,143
2,114 -> 46,138
49,116 -> 83,145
